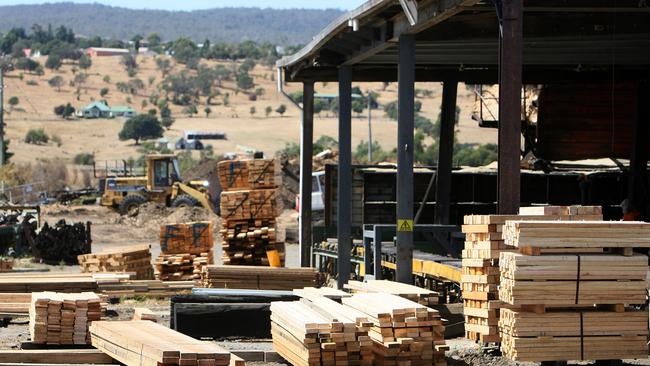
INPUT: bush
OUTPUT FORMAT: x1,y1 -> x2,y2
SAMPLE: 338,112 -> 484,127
276,104 -> 287,117
73,153 -> 95,165
25,129 -> 49,145
100,87 -> 109,97
51,134 -> 62,147
45,54 -> 62,70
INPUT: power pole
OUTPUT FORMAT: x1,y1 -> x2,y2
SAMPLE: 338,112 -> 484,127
0,68 -> 5,166
367,92 -> 373,163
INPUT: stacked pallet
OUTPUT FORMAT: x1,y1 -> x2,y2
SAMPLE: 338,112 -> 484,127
344,280 -> 439,306
461,206 -> 602,344
154,252 -> 213,281
156,222 -> 215,281
77,245 -> 153,280
341,293 -> 447,366
221,219 -> 283,265
218,159 -> 277,191
218,159 -> 282,267
29,292 -> 103,345
200,265 -> 318,290
498,220 -> 650,362
90,320 -> 234,366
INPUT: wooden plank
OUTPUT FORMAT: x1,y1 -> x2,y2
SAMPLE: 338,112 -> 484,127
0,350 -> 115,364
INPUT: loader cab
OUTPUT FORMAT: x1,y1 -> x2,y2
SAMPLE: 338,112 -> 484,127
147,155 -> 181,190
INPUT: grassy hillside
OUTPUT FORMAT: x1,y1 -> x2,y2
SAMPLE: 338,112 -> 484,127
0,3 -> 343,44
2,54 -> 494,168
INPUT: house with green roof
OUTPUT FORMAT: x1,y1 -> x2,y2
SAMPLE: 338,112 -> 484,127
110,106 -> 136,118
77,101 -> 111,118
76,101 -> 136,119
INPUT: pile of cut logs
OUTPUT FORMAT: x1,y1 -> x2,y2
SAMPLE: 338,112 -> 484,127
218,159 -> 283,266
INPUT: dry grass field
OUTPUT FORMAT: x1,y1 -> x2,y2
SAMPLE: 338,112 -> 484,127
2,54 -> 496,166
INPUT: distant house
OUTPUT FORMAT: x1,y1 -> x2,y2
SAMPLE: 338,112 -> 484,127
77,101 -> 112,118
86,47 -> 130,57
110,106 -> 136,118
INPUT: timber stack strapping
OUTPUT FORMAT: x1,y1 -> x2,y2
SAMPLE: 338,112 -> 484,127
461,205 -> 602,344
155,222 -> 214,281
29,292 -> 104,345
77,245 -> 153,280
217,159 -> 284,266
498,219 -> 650,362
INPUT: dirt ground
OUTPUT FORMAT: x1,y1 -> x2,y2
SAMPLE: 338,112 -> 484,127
2,205 -> 649,365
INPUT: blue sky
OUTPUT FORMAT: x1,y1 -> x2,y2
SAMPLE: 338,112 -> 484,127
0,0 -> 366,10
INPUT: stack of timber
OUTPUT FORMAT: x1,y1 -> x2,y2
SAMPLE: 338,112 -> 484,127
217,159 -> 277,191
154,252 -> 213,281
0,257 -> 12,272
77,245 -> 153,280
133,307 -> 157,322
220,189 -> 277,221
294,286 -> 351,301
498,219 -> 650,362
341,293 -> 447,366
90,320 -> 235,366
344,280 -> 439,306
0,293 -> 31,315
29,292 -> 104,345
221,219 -> 283,266
200,265 -> 318,290
270,300 -> 374,366
156,222 -> 215,281
218,158 -> 282,267
460,206 -> 602,344
160,222 -> 214,254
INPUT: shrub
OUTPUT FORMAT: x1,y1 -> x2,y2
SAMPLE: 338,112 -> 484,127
73,153 -> 95,165
25,129 -> 49,145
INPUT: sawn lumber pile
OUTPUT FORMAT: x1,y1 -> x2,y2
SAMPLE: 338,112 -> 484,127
218,159 -> 277,191
156,222 -> 215,281
90,320 -> 236,366
221,219 -> 284,266
0,293 -> 31,314
0,258 -> 12,272
460,206 -> 602,344
344,280 -> 439,306
498,219 -> 650,362
218,158 -> 282,267
154,252 -> 213,281
341,293 -> 447,366
77,245 -> 153,280
200,265 -> 318,290
270,299 -> 374,366
29,292 -> 104,345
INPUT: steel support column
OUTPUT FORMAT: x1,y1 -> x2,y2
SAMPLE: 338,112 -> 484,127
497,0 -> 523,214
628,81 -> 649,215
396,34 -> 415,284
337,66 -> 352,289
434,80 -> 458,225
299,81 -> 314,267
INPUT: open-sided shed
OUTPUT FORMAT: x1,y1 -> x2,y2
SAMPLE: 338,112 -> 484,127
277,0 -> 650,286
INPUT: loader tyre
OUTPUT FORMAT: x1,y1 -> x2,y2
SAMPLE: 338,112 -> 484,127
171,194 -> 200,208
119,194 -> 148,215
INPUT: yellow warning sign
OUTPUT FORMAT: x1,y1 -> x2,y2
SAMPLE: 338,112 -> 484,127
397,219 -> 414,232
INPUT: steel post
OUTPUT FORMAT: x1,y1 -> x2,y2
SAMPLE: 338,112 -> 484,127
435,80 -> 458,225
337,66 -> 353,289
299,81 -> 314,267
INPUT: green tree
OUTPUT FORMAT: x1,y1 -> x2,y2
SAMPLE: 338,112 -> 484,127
25,128 -> 49,145
183,105 -> 198,117
147,33 -> 161,47
352,99 -> 364,116
63,103 -> 75,119
250,106 -> 256,116
73,153 -> 95,165
118,114 -> 164,145
155,57 -> 172,77
121,54 -> 137,73
15,58 -> 40,72
48,76 -> 64,91
103,75 -> 111,83
45,54 -> 62,70
265,106 -> 272,117
275,104 -> 287,117
204,106 -> 212,118
8,96 -> 19,110
161,116 -> 175,130
170,38 -> 198,64
78,54 -> 92,70
100,87 -> 109,97
236,72 -> 254,90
